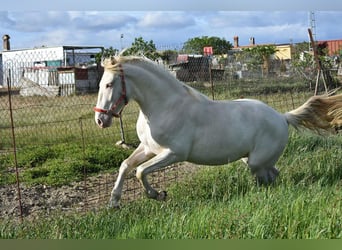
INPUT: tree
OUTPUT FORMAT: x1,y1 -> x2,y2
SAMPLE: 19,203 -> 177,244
243,45 -> 278,76
182,36 -> 233,55
291,42 -> 315,81
123,37 -> 160,60
159,49 -> 178,64
95,46 -> 119,64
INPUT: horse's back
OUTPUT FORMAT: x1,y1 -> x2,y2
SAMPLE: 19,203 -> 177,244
209,98 -> 287,131
186,98 -> 289,165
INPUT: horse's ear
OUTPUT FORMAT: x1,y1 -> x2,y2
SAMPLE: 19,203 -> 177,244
100,57 -> 106,67
101,56 -> 118,68
110,56 -> 117,65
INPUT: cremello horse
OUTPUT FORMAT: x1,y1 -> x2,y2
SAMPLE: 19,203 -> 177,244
94,56 -> 342,208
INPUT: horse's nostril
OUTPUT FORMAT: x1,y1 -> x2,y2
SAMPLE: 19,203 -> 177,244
97,118 -> 103,127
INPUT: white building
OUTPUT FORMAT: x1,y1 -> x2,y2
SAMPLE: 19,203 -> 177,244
1,39 -> 104,96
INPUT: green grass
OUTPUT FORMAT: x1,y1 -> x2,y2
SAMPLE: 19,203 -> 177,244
0,143 -> 133,186
0,132 -> 341,239
1,81 -> 341,239
0,94 -> 138,186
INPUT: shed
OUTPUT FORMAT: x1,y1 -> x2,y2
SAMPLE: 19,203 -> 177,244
1,45 -> 104,96
169,55 -> 224,82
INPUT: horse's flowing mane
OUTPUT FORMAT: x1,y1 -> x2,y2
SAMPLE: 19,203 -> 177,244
102,56 -> 210,101
103,55 -> 176,83
102,56 -> 146,71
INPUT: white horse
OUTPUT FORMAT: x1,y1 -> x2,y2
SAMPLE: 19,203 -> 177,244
94,56 -> 342,208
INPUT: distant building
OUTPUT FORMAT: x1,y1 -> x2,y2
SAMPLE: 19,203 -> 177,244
229,36 -> 293,78
274,44 -> 292,60
169,54 -> 224,82
317,39 -> 342,56
1,35 -> 104,96
231,36 -> 292,60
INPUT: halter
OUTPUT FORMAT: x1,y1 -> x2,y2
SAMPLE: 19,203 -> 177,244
93,64 -> 128,118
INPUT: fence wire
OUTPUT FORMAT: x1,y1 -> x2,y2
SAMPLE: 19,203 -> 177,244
0,50 -> 334,221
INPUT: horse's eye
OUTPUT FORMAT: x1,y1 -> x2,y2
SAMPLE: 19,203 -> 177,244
105,83 -> 112,89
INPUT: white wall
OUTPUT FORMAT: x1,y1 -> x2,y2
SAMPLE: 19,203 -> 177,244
1,47 -> 64,87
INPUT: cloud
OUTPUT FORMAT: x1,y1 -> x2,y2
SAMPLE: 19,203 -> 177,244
10,11 -> 71,32
314,12 -> 342,40
4,0 -> 337,11
35,29 -> 75,47
138,12 -> 196,29
2,11 -> 342,51
0,11 -> 17,29
206,12 -> 307,29
189,12 -> 310,44
70,11 -> 138,31
5,11 -> 138,33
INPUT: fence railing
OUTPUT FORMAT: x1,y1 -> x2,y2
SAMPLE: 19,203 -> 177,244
0,51 -> 334,221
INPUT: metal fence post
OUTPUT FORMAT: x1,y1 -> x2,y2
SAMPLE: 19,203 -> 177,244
6,71 -> 23,222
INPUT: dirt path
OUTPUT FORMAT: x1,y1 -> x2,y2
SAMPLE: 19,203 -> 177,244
0,162 -> 198,221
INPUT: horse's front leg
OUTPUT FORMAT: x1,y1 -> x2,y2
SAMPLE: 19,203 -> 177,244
136,149 -> 179,201
109,143 -> 154,208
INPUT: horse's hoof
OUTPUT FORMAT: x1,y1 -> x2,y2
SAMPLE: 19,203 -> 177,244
108,201 -> 121,210
115,140 -> 133,149
157,190 -> 167,201
255,167 -> 279,186
108,205 -> 121,210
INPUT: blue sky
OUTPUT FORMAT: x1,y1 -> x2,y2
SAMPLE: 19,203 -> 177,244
1,1 -> 342,51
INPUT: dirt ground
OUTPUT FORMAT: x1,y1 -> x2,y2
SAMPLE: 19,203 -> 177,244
0,162 -> 198,221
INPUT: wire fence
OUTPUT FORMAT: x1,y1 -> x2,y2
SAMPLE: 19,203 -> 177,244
0,49 -> 336,221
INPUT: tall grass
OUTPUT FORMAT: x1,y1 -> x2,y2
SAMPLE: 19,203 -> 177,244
1,81 -> 341,239
1,132 -> 341,239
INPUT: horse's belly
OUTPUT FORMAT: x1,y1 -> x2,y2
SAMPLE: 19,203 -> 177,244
188,154 -> 244,165
188,155 -> 242,165
187,143 -> 249,165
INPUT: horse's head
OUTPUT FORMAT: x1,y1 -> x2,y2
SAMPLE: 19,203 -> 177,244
94,57 -> 128,128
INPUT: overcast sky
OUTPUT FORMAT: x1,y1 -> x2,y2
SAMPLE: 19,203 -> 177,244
1,1 -> 342,51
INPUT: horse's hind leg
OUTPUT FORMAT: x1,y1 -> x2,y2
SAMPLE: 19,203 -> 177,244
246,150 -> 283,185
247,132 -> 287,185
136,149 -> 180,201
243,158 -> 279,185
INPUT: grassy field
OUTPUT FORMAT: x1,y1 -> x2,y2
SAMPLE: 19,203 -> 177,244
0,94 -> 138,185
0,80 -> 341,238
0,131 -> 341,239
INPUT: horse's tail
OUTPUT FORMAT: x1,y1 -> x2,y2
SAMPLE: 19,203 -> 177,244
284,90 -> 342,133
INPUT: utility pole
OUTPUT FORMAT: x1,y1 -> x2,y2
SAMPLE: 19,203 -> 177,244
309,11 -> 317,51
308,28 -> 328,95
120,34 -> 124,51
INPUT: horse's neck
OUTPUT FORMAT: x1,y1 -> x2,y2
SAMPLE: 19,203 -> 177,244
127,62 -> 187,112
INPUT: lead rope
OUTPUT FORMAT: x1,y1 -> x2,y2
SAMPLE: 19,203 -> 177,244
118,64 -> 127,145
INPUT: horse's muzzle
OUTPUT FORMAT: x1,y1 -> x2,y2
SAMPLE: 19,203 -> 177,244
95,113 -> 113,128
